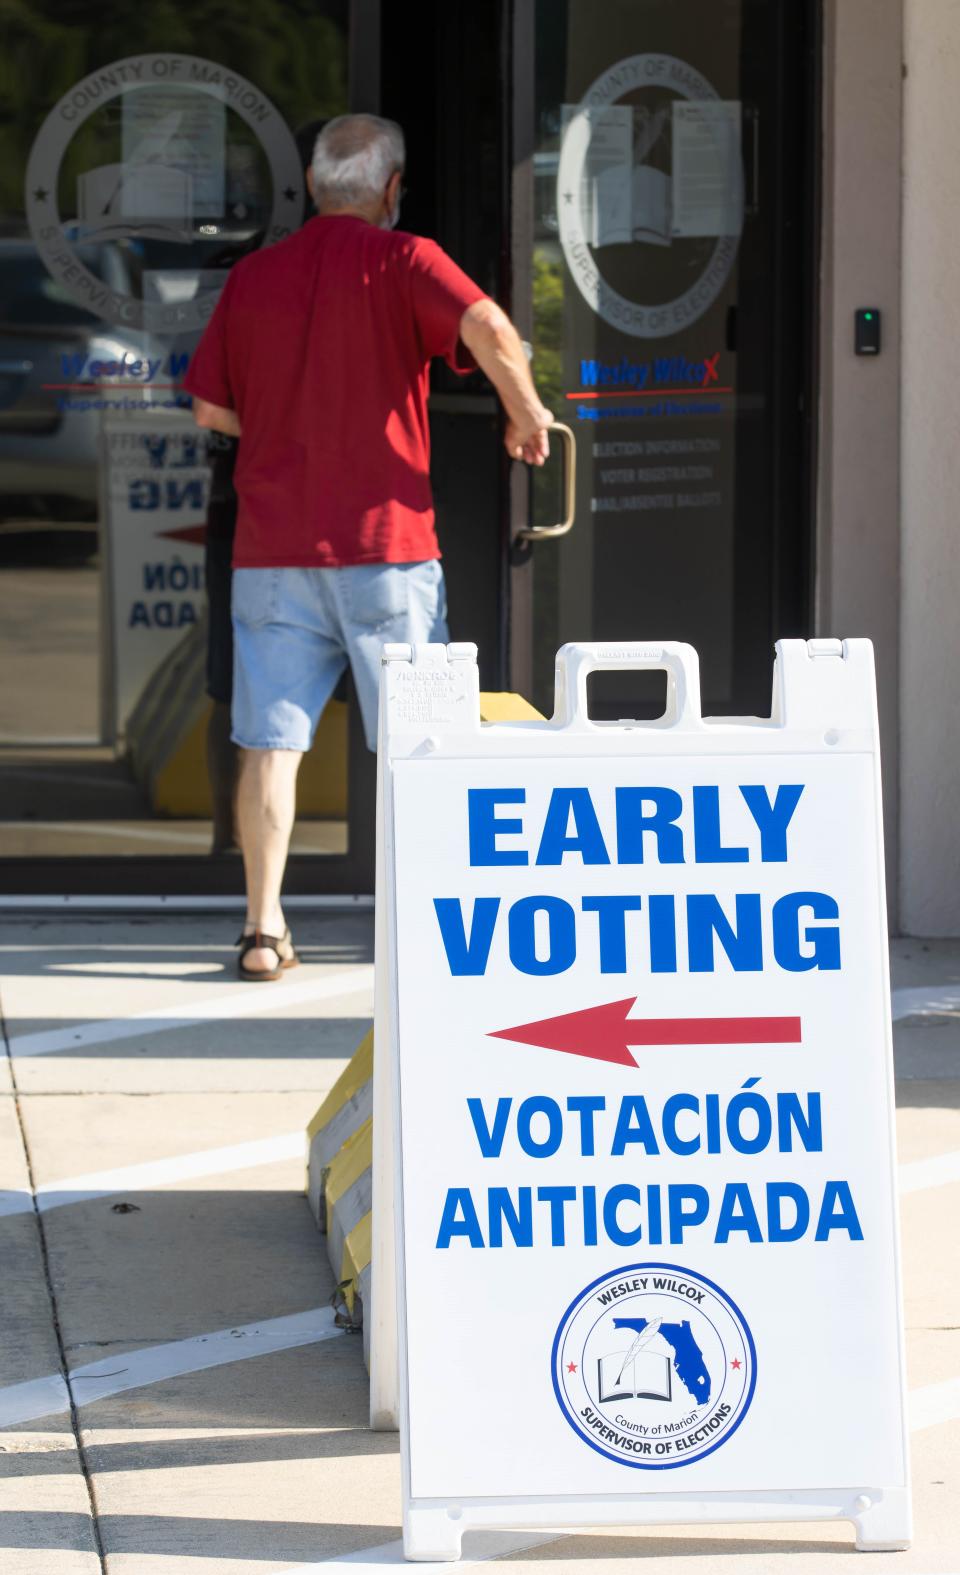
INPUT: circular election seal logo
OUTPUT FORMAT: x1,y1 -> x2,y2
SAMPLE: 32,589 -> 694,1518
557,53 -> 743,338
25,53 -> 304,333
551,1262 -> 755,1469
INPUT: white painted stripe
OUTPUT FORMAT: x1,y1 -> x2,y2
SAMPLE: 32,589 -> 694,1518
9,966 -> 374,1058
899,1149 -> 960,1195
2,1134 -> 959,1224
287,1378 -> 960,1572
285,1531 -> 561,1573
0,1307 -> 344,1428
0,1192 -> 31,1218
0,1372 -> 71,1429
891,984 -> 960,1021
0,1131 -> 305,1219
910,1375 -> 960,1433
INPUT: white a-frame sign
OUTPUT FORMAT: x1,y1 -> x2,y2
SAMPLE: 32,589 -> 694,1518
375,640 -> 910,1560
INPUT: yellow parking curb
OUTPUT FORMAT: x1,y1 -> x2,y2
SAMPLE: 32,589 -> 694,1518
325,1117 -> 372,1216
307,1028 -> 374,1144
308,693 -> 544,1371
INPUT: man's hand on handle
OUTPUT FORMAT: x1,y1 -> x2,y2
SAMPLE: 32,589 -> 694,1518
505,409 -> 553,467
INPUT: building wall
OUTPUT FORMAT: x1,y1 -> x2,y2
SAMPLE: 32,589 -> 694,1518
900,1 -> 960,934
818,0 -> 904,927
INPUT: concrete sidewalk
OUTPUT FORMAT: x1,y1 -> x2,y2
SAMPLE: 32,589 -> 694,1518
0,914 -> 958,1573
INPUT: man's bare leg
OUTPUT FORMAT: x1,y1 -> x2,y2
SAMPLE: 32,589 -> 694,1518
237,747 -> 302,972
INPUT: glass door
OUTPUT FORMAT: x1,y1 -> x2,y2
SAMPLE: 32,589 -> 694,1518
0,2 -> 380,895
510,0 -> 816,720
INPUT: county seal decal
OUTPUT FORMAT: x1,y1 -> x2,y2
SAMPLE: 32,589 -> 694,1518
551,1262 -> 756,1469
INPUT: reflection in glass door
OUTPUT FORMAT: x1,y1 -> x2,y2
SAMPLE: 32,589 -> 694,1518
0,5 -> 362,890
512,0 -> 815,720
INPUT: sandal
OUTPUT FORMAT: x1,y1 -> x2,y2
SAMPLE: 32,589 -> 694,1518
236,927 -> 299,981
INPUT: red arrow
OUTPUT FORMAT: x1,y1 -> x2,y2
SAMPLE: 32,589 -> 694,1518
489,998 -> 801,1068
156,524 -> 207,546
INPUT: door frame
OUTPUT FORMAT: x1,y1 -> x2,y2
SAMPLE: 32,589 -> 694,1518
504,0 -> 538,705
504,0 -> 822,718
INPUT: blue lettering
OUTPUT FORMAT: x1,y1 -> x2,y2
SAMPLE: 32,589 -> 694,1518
168,438 -> 199,469
648,893 -> 677,972
165,479 -> 205,509
582,895 -> 641,971
468,788 -> 527,865
767,1182 -> 810,1242
715,1181 -> 763,1242
776,1091 -> 822,1152
436,1187 -> 484,1248
647,1182 -> 662,1244
583,1184 -> 598,1245
815,1181 -> 864,1241
662,1093 -> 700,1155
739,783 -> 804,861
508,896 -> 575,975
725,1088 -> 773,1154
537,1185 -> 577,1244
516,1096 -> 563,1157
603,1183 -> 643,1246
566,1095 -> 605,1155
773,892 -> 841,971
488,1187 -> 532,1247
536,788 -> 610,866
466,1096 -> 511,1158
434,896 -> 500,975
693,786 -> 748,862
668,1185 -> 710,1242
611,1094 -> 660,1155
615,787 -> 684,864
129,479 -> 160,510
687,894 -> 763,971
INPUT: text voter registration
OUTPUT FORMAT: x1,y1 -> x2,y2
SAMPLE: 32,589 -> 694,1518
379,641 -> 910,1558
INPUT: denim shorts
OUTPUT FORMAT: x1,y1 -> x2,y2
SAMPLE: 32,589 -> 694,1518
231,559 -> 448,752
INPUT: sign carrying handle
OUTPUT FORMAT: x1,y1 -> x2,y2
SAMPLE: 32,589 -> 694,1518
517,422 -> 576,540
552,641 -> 703,731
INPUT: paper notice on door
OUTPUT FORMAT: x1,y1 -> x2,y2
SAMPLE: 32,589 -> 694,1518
580,105 -> 672,248
582,107 -> 632,246
670,101 -> 743,238
122,88 -> 226,218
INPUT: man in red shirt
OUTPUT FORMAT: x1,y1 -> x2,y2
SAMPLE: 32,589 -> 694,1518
186,114 -> 552,979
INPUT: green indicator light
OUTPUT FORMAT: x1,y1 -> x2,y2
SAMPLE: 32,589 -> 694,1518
864,312 -> 873,320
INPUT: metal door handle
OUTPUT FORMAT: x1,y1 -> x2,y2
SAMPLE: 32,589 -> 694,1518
517,421 -> 576,540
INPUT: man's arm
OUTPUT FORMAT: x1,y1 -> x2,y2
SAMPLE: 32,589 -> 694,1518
191,397 -> 241,438
459,299 -> 552,466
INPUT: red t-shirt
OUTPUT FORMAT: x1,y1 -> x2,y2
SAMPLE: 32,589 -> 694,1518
184,216 -> 487,567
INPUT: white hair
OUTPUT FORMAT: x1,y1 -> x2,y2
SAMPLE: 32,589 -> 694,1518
311,114 -> 405,210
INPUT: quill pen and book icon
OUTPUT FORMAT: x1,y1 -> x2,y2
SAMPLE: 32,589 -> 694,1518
598,1316 -> 673,1404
